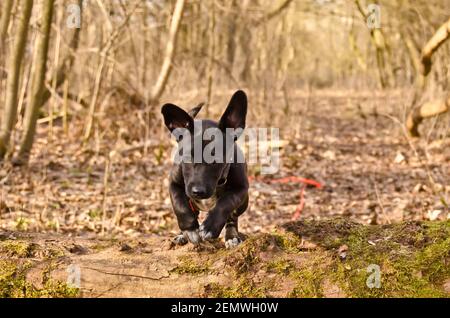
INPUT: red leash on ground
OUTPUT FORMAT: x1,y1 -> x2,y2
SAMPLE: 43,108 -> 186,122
249,175 -> 323,221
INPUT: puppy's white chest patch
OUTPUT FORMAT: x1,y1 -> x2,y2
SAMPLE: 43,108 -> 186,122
192,196 -> 217,211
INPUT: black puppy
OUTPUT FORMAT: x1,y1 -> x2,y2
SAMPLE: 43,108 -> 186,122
161,90 -> 249,248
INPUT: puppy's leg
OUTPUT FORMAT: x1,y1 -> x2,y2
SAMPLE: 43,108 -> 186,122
225,214 -> 241,248
199,164 -> 249,241
199,190 -> 247,241
170,182 -> 201,245
224,195 -> 248,249
173,232 -> 188,245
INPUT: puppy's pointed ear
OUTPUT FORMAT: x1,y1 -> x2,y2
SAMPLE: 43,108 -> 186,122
219,90 -> 247,133
161,103 -> 194,133
188,102 -> 204,118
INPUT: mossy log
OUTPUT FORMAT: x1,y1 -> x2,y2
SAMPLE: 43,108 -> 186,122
1,219 -> 449,298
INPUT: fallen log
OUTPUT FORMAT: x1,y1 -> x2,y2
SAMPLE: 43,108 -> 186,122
1,219 -> 449,298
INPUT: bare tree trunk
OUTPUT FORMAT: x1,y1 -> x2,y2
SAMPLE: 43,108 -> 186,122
16,0 -> 54,162
226,0 -> 237,70
83,2 -> 140,142
205,0 -> 215,116
140,3 -> 149,90
402,31 -> 424,87
0,0 -> 14,48
354,0 -> 392,88
48,3 -> 65,141
349,23 -> 367,71
149,0 -> 185,104
0,0 -> 33,160
234,0 -> 252,84
38,0 -> 82,110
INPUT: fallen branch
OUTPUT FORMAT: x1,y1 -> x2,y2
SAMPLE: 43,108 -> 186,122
420,18 -> 450,76
406,95 -> 450,137
149,0 -> 186,104
407,17 -> 450,136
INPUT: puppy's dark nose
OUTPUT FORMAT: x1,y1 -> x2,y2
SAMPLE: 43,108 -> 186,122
191,186 -> 208,199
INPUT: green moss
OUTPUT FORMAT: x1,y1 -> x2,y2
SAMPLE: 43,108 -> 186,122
0,240 -> 65,260
172,256 -> 211,275
223,234 -> 274,274
204,234 -> 294,297
266,258 -> 294,274
416,237 -> 450,283
88,209 -> 101,220
0,240 -> 36,258
332,252 -> 447,297
0,260 -> 79,298
15,217 -> 29,231
216,219 -> 450,298
290,268 -> 325,298
43,247 -> 66,259
280,218 -> 450,298
326,220 -> 449,297
287,253 -> 330,298
38,280 -> 80,298
205,278 -> 271,298
272,232 -> 302,252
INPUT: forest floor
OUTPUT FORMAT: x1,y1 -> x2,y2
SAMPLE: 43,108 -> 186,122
0,89 -> 449,297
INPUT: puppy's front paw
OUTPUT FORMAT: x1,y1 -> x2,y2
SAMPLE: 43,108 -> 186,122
199,224 -> 214,241
182,229 -> 201,245
173,233 -> 188,245
225,237 -> 242,249
199,222 -> 223,242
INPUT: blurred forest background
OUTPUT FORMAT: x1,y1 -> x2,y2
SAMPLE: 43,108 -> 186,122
0,0 -> 449,238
